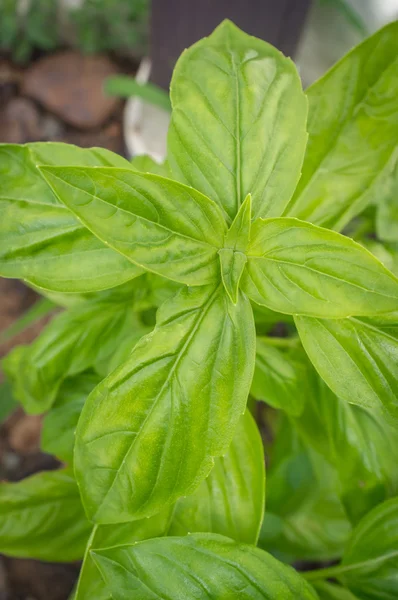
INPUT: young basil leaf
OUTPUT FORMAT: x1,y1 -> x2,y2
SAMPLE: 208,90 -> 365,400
295,315 -> 398,420
168,19 -> 307,222
40,166 -> 227,286
0,143 -> 142,292
169,410 -> 265,544
0,380 -> 17,423
294,373 -> 398,523
0,469 -> 92,562
41,371 -> 101,464
75,284 -> 255,523
75,411 -> 265,599
2,287 -> 146,414
285,21 -> 398,231
251,339 -> 309,416
339,497 -> 398,599
219,193 -> 251,303
241,217 -> 398,317
91,533 -> 318,600
314,582 -> 360,600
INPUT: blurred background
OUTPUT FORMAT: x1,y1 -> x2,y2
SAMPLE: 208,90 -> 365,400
0,1 -> 397,598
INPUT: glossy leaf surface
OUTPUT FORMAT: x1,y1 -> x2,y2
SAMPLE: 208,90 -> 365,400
75,411 -> 265,598
241,217 -> 398,317
168,19 -> 307,221
0,143 -> 141,292
92,533 -> 318,599
285,21 -> 398,231
0,470 -> 91,561
75,285 -> 255,523
296,315 -> 398,420
41,167 -> 227,286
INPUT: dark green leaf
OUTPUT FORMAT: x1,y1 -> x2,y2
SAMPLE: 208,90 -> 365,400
0,380 -> 17,422
92,533 -> 318,599
0,469 -> 91,561
75,284 -> 255,523
168,19 -> 307,222
40,167 -> 227,286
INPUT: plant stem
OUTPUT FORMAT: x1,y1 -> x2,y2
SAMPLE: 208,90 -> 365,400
302,563 -> 351,582
257,335 -> 300,349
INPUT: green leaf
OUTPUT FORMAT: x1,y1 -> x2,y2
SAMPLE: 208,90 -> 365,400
376,160 -> 398,243
75,411 -> 265,599
251,339 -> 308,416
340,497 -> 398,599
0,469 -> 92,562
130,154 -> 171,177
75,284 -> 255,523
294,372 -> 398,522
219,193 -> 251,303
75,512 -> 172,600
40,167 -> 227,287
241,217 -> 398,317
314,582 -> 360,600
92,533 -> 318,599
3,280 -> 148,414
284,21 -> 398,231
0,143 -> 142,292
295,315 -> 398,420
260,420 -> 351,562
168,19 -> 307,222
169,410 -> 265,544
41,371 -> 101,463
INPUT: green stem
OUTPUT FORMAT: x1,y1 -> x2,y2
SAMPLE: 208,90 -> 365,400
302,563 -> 351,582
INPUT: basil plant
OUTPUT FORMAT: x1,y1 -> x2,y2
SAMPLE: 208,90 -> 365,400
1,19 -> 398,600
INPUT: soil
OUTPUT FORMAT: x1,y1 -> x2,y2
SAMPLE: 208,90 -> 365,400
0,47 -> 137,600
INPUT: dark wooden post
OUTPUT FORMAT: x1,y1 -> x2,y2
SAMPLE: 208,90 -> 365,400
150,0 -> 312,90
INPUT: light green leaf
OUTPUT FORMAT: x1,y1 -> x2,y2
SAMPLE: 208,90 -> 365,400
3,283 -> 145,414
294,372 -> 398,522
0,143 -> 142,292
219,193 -> 251,303
168,19 -> 307,222
376,160 -> 398,243
75,411 -> 265,599
340,497 -> 398,599
251,339 -> 309,416
295,315 -> 398,420
0,469 -> 92,562
92,533 -> 318,600
284,21 -> 398,231
40,167 -> 227,286
130,154 -> 171,177
169,410 -> 265,544
75,284 -> 255,523
241,217 -> 398,317
41,371 -> 101,463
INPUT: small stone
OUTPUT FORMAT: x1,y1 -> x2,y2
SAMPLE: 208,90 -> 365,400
8,414 -> 43,455
22,51 -> 121,129
0,97 -> 40,143
40,113 -> 65,140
